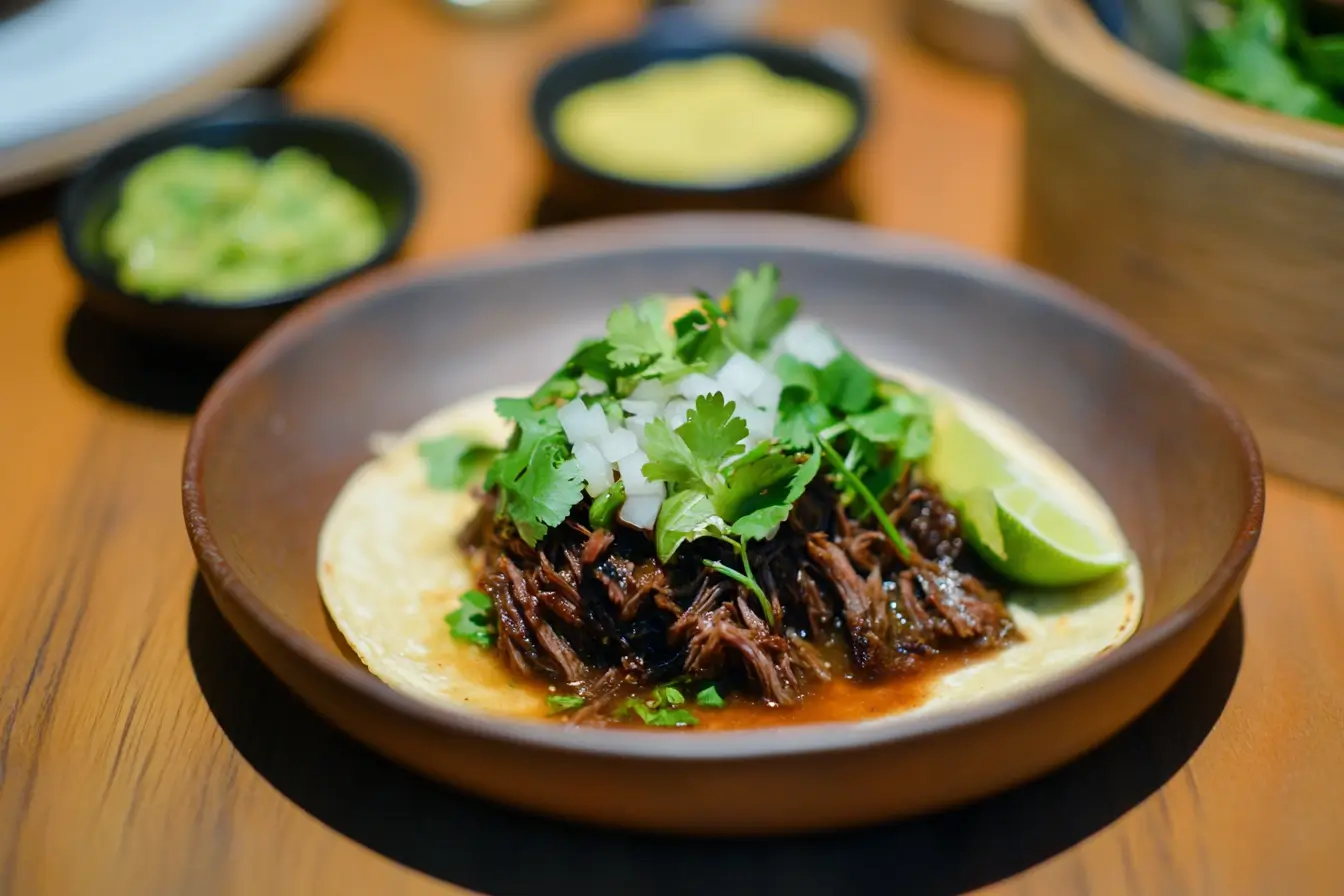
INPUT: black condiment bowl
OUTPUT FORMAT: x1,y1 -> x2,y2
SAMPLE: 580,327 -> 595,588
57,109 -> 419,353
530,12 -> 871,218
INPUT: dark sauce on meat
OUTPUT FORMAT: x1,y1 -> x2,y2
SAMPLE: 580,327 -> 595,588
460,478 -> 1018,727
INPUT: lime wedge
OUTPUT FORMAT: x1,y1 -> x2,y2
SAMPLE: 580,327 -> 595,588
926,401 -> 1128,588
924,403 -> 1014,494
961,482 -> 1128,587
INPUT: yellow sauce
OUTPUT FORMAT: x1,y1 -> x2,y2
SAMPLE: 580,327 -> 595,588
553,55 -> 857,185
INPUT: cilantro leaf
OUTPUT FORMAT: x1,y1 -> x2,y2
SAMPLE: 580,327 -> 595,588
678,392 -> 748,468
695,685 -> 726,708
847,388 -> 934,463
546,694 -> 585,714
486,398 -> 582,544
900,414 -> 933,463
819,352 -> 877,414
789,444 -> 822,502
889,389 -> 934,461
589,480 -> 625,531
846,407 -> 907,444
606,298 -> 676,369
775,401 -> 834,449
642,393 -> 747,491
776,352 -> 822,397
714,451 -> 800,523
530,373 -> 579,406
654,490 -> 718,562
728,505 -> 793,542
723,264 -> 797,355
418,435 -> 498,490
489,398 -> 564,484
672,299 -> 730,367
623,700 -> 699,727
533,338 -> 621,402
499,441 -> 584,546
642,418 -> 703,487
774,355 -> 835,447
651,684 -> 686,707
721,448 -> 820,541
1302,34 -> 1344,91
445,589 -> 495,648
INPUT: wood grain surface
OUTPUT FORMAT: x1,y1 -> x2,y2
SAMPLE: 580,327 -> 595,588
0,0 -> 1339,893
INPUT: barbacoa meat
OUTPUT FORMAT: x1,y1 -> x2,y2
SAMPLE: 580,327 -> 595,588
463,479 -> 1015,707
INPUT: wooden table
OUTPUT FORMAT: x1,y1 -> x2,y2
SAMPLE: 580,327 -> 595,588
1,0 -> 1340,893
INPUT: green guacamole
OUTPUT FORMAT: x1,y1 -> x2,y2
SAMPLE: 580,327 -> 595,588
104,146 -> 386,302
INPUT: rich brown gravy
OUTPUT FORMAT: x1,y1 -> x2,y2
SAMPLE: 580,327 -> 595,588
514,648 -> 999,731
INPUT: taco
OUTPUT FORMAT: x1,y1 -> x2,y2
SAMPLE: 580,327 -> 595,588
318,266 -> 1141,729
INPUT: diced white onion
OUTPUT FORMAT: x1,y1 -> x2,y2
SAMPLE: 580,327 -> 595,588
584,404 -> 612,438
577,374 -> 607,395
779,319 -> 841,367
628,415 -> 654,448
739,406 -> 777,446
713,382 -> 747,411
557,397 -> 588,441
717,352 -> 768,398
598,427 -> 639,463
574,441 -> 613,496
619,494 -> 662,530
749,372 -> 782,412
558,398 -> 606,444
620,399 -> 661,417
677,373 -> 720,400
663,398 -> 692,430
630,380 -> 672,403
618,451 -> 665,497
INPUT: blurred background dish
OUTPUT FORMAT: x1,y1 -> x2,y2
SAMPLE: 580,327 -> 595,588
0,0 -> 46,23
58,109 -> 419,353
530,5 -> 870,220
0,0 -> 328,196
908,0 -> 1024,76
1021,0 -> 1344,494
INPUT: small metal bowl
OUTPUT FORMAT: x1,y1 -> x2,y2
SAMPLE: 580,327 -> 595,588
529,10 -> 871,218
57,108 -> 419,353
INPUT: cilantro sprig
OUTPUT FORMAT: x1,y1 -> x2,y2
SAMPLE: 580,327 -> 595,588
616,684 -> 700,727
643,391 -> 819,623
695,685 -> 726,708
418,435 -> 498,490
445,589 -> 496,648
480,262 -> 936,577
483,399 -> 584,546
546,694 -> 585,714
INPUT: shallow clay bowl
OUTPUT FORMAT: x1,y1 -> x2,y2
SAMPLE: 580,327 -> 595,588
183,213 -> 1263,835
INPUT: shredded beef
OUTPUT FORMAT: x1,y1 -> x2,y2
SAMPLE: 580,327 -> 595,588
462,478 -> 1014,705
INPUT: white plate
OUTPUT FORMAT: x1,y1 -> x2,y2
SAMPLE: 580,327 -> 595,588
0,0 -> 328,195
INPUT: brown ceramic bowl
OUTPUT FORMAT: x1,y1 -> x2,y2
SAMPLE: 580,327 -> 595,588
182,213 -> 1263,834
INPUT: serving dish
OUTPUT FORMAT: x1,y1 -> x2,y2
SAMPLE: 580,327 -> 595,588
0,0 -> 327,197
183,213 -> 1262,834
908,0 -> 1023,76
529,7 -> 870,218
58,111 -> 419,353
1020,0 -> 1344,494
